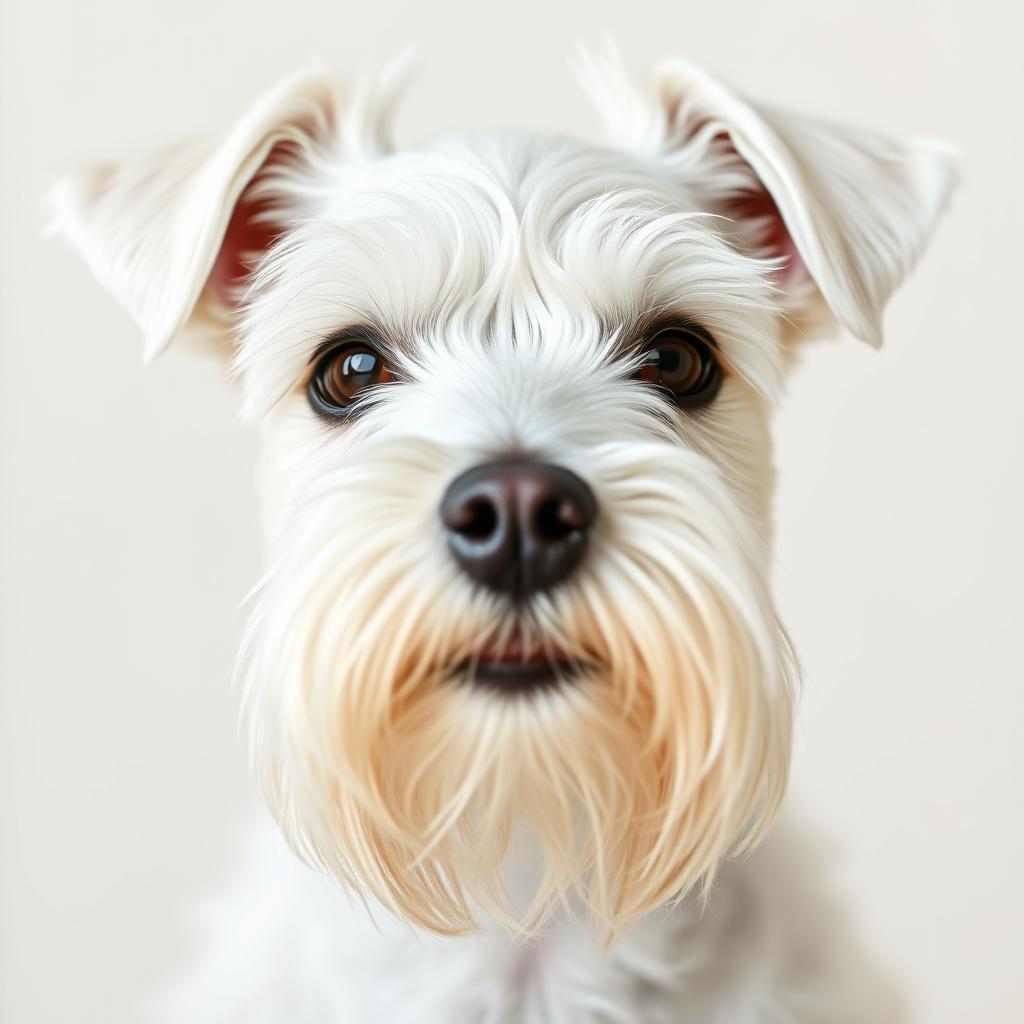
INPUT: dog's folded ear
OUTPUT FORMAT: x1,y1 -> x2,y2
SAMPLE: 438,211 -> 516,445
581,52 -> 958,345
48,65 -> 403,362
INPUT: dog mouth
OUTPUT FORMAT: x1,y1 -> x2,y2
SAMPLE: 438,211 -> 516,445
454,631 -> 589,694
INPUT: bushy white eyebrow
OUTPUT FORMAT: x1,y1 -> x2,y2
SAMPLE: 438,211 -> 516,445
233,132 -> 783,418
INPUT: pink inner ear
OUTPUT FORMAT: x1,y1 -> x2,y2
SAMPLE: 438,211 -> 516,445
728,185 -> 808,293
208,193 -> 280,301
706,131 -> 809,296
207,141 -> 295,310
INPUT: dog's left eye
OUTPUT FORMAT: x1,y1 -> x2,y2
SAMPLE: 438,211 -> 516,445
307,340 -> 394,418
637,325 -> 722,407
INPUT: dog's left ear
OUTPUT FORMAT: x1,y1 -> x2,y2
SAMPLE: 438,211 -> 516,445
581,53 -> 958,345
49,64 -> 404,362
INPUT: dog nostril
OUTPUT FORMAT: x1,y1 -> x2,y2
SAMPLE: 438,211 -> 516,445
456,499 -> 498,539
536,498 -> 580,541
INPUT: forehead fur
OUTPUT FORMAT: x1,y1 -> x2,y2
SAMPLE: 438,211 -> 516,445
234,130 -> 783,417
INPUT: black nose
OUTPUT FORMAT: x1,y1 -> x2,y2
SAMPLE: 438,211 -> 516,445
440,461 -> 597,599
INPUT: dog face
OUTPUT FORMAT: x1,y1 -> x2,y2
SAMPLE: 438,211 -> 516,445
53,51 -> 954,936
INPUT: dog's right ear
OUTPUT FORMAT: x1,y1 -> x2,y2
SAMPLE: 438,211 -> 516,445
49,65 -> 404,362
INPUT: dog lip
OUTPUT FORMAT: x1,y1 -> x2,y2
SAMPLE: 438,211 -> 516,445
460,657 -> 583,693
454,640 -> 586,693
476,641 -> 554,666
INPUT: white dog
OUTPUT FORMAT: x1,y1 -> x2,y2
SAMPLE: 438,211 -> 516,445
52,48 -> 955,1023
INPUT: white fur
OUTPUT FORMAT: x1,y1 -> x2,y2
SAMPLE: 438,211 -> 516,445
152,816 -> 908,1023
51,48 -> 955,1022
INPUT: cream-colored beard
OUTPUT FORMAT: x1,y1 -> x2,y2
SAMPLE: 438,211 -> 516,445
241,424 -> 794,937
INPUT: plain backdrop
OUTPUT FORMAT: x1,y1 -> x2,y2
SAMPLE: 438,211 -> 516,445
1,1 -> 1021,1021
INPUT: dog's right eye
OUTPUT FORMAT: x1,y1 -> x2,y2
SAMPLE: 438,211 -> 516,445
307,340 -> 394,418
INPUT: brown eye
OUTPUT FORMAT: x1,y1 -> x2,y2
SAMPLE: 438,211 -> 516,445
308,340 -> 393,418
637,325 -> 722,407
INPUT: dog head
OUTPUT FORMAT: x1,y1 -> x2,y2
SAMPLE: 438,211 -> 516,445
52,50 -> 954,936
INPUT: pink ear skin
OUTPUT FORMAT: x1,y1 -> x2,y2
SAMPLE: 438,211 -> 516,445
694,128 -> 808,297
728,180 -> 808,295
207,141 -> 296,309
207,185 -> 278,302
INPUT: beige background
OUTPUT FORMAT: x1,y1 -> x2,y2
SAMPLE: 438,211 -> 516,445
2,1 -> 1021,1021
